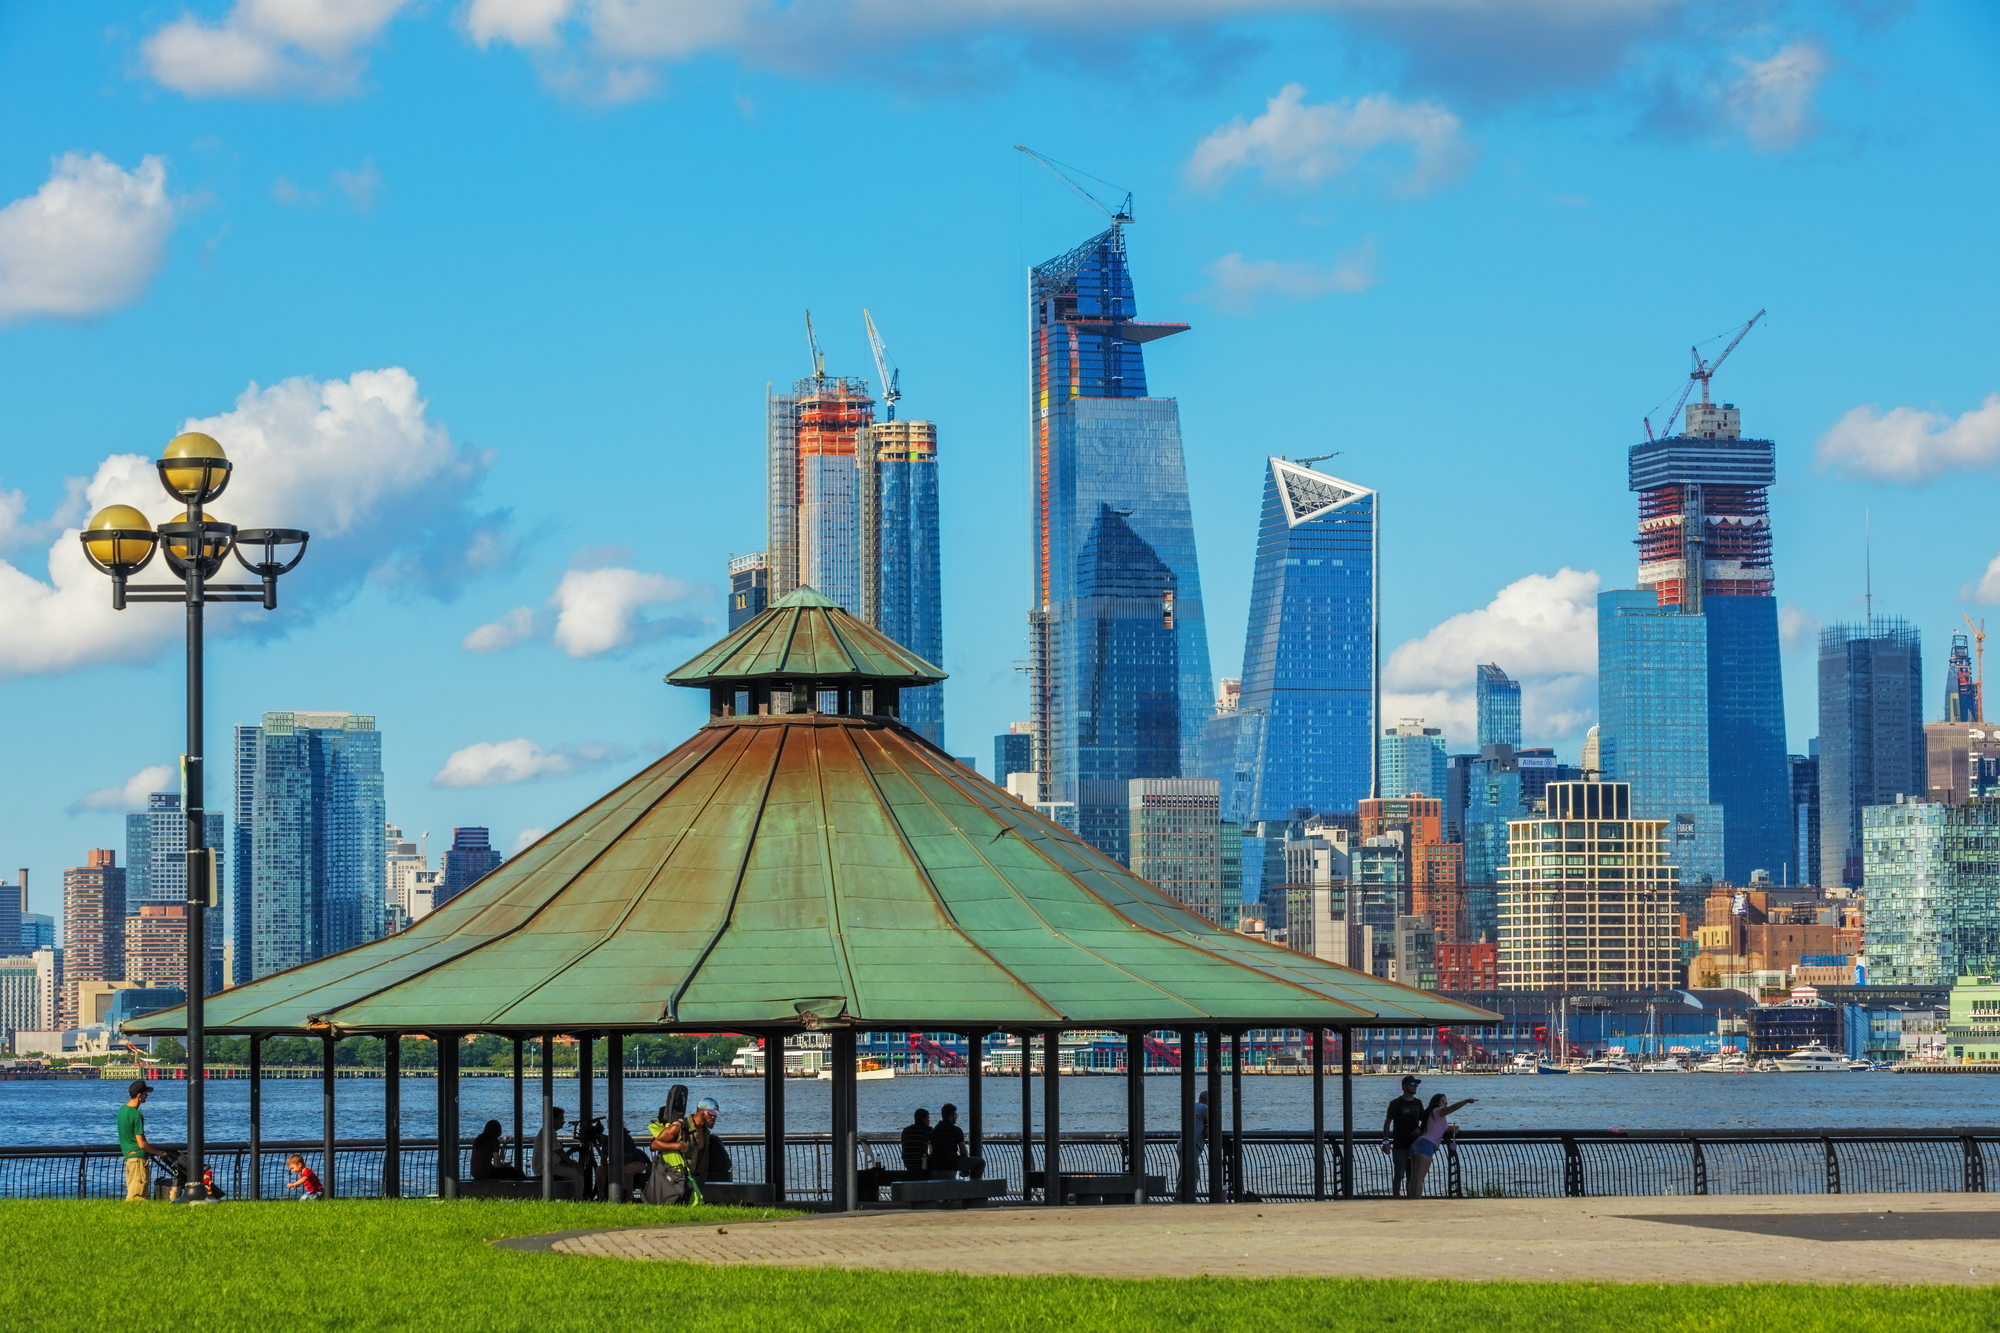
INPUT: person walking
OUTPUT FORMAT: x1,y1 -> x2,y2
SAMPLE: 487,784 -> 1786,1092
1407,1092 -> 1476,1199
118,1081 -> 161,1202
899,1107 -> 932,1172
1381,1075 -> 1427,1198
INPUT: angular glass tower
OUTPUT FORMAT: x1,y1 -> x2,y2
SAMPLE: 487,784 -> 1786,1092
236,711 -> 385,980
1819,619 -> 1925,888
1028,224 -> 1212,863
869,420 -> 944,747
1475,664 -> 1522,748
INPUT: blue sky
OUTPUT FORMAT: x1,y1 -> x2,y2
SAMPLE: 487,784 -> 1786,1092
2,1 -> 1997,932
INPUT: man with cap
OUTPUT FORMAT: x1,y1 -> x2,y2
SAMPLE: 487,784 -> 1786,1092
119,1081 -> 162,1202
652,1097 -> 721,1194
1381,1075 -> 1427,1199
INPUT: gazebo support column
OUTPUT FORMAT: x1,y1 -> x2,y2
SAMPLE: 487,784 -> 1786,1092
764,1031 -> 786,1203
540,1032 -> 554,1202
1310,1026 -> 1325,1202
577,1035 -> 594,1198
439,1034 -> 460,1198
607,1033 -> 625,1202
384,1035 -> 401,1199
320,1032 -> 336,1199
1018,1031 -> 1034,1194
248,1034 -> 262,1201
1124,1031 -> 1144,1186
1206,1028 -> 1223,1203
965,1029 -> 985,1172
1042,1030 -> 1062,1207
512,1036 -> 524,1175
830,1027 -> 857,1212
1341,1026 -> 1355,1200
1177,1027 -> 1195,1203
1229,1030 -> 1244,1204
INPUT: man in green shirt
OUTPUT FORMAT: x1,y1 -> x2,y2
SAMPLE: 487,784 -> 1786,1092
119,1081 -> 160,1202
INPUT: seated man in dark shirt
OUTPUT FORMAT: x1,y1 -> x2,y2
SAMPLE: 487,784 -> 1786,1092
899,1108 -> 931,1172
926,1102 -> 984,1178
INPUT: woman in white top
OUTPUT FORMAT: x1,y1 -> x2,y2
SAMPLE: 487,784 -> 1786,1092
1407,1092 -> 1475,1198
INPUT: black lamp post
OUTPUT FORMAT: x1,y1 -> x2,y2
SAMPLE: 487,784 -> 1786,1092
80,431 -> 308,1201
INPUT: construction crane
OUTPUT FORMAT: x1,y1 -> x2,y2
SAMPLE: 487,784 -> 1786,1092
1968,614 -> 1987,722
1643,308 -> 1766,441
1014,144 -> 1134,225
863,309 -> 900,421
804,309 -> 825,381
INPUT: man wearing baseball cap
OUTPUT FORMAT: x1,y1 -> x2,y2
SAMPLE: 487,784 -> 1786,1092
1381,1075 -> 1426,1199
119,1081 -> 162,1202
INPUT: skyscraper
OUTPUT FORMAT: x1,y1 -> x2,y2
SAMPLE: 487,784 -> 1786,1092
440,828 -> 503,907
1362,795 -> 1463,943
1789,746 -> 1821,886
768,367 -> 873,613
1128,778 -> 1224,924
1862,796 -> 2000,985
1598,415 -> 1790,899
124,903 -> 188,991
125,792 -> 225,906
865,418 -> 944,746
994,723 -> 1032,792
727,553 -> 768,631
59,850 -> 123,1029
1475,664 -> 1522,748
1028,222 -> 1212,864
237,711 -> 386,980
1818,619 -> 1925,888
1378,720 -> 1447,801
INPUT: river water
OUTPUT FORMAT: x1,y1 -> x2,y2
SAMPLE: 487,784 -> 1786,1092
6,1070 -> 1996,1147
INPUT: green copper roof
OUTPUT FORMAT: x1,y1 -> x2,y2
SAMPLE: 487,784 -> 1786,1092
664,587 -> 946,688
130,713 -> 1495,1037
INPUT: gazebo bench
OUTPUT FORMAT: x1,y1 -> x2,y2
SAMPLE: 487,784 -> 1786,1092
856,1168 -> 935,1202
700,1182 -> 776,1205
1026,1172 -> 1168,1204
888,1177 -> 1009,1208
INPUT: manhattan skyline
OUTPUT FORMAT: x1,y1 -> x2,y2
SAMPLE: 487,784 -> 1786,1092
2,4 -> 1997,940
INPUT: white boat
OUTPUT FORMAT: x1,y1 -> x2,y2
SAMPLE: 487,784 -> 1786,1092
1772,1042 -> 1849,1073
816,1058 -> 896,1082
1575,1053 -> 1638,1073
1639,1057 -> 1687,1072
1694,1050 -> 1749,1073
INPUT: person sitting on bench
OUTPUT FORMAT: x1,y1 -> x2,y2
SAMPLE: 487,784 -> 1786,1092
926,1103 -> 984,1178
534,1107 -> 588,1192
471,1119 -> 527,1181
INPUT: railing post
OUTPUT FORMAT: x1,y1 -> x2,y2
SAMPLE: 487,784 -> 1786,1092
76,1153 -> 86,1200
1689,1136 -> 1707,1196
1561,1136 -> 1583,1198
1964,1136 -> 1986,1194
1446,1142 -> 1462,1198
1824,1137 -> 1841,1195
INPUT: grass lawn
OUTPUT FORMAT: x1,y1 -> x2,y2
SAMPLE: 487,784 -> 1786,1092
7,1199 -> 1997,1332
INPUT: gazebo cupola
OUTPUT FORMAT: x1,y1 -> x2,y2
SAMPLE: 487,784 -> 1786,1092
665,586 -> 946,724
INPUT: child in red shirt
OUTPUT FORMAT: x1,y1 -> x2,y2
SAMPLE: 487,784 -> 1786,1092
285,1154 -> 324,1201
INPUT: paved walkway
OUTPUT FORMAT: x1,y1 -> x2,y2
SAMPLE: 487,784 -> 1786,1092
530,1195 -> 2000,1284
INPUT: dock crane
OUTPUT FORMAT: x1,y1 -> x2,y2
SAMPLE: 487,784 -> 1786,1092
1643,308 -> 1765,441
863,309 -> 900,421
1014,144 -> 1134,225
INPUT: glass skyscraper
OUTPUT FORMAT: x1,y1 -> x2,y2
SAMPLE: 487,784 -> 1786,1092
1028,223 -> 1212,863
1819,619 -> 1925,888
1475,664 -> 1522,748
868,420 -> 944,746
235,711 -> 385,980
1379,721 -> 1447,801
126,791 -> 225,992
1598,420 -> 1790,901
1862,797 -> 2000,985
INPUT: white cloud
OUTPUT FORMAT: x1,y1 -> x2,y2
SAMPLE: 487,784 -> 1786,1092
143,0 -> 411,98
549,565 -> 704,657
1186,85 -> 1476,196
0,367 -> 510,677
0,154 -> 175,326
1967,555 -> 2000,606
68,764 -> 177,815
1817,393 -> 2000,485
1384,568 -> 1601,749
464,606 -> 537,653
1196,239 -> 1378,315
1779,603 -> 1821,655
510,825 -> 550,854
1723,41 -> 1828,151
432,738 -> 632,788
464,0 -> 576,49
333,159 -> 383,212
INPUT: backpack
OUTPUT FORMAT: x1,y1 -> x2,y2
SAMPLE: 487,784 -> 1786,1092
643,1152 -> 689,1205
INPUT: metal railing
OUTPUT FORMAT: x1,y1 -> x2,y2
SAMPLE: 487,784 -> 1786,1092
7,1128 -> 1994,1203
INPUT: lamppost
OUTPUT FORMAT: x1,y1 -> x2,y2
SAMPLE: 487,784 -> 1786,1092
80,431 -> 308,1201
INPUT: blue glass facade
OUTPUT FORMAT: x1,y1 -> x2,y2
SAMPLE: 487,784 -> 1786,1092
876,429 -> 944,747
1705,595 -> 1793,882
1379,724 -> 1447,801
1030,225 -> 1212,863
238,711 -> 385,979
1476,665 -> 1522,748
124,792 -> 225,992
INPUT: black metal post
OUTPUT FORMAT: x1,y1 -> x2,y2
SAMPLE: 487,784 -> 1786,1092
511,1036 -> 524,1174
1019,1031 -> 1034,1187
831,1027 -> 856,1211
1206,1028 -> 1223,1203
184,523 -> 209,1197
1178,1027 -> 1195,1203
540,1033 -> 554,1202
320,1032 -> 336,1199
1341,1026 -> 1355,1200
966,1028 -> 984,1170
607,1034 -> 625,1202
1229,1030 -> 1244,1203
1043,1030 -> 1062,1207
439,1034 -> 460,1196
1311,1026 -> 1325,1201
248,1033 -> 262,1200
763,1032 -> 785,1202
1125,1032 -> 1144,1182
577,1035 -> 594,1197
384,1035 -> 401,1198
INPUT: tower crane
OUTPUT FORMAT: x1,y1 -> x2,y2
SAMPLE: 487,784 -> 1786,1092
804,309 -> 825,381
1968,614 -> 1987,723
1014,144 -> 1134,225
1643,308 -> 1766,442
863,309 -> 900,421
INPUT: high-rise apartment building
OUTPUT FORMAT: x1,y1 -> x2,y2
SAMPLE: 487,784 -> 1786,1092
1476,664 -> 1522,748
1128,779 -> 1224,924
1818,620 -> 1924,889
440,828 -> 502,907
385,825 -> 426,916
1862,796 -> 2000,985
1598,416 -> 1790,898
124,903 -> 188,991
1496,781 -> 1679,990
1027,222 -> 1211,865
0,951 -> 58,1044
1361,795 -> 1463,943
125,792 -> 225,906
994,723 -> 1032,793
1379,720 -> 1447,802
863,418 -> 944,746
727,553 -> 769,631
236,712 -> 386,981
1789,746 -> 1822,886
1206,458 -> 1377,834
1926,723 -> 2000,806
59,850 -> 123,1029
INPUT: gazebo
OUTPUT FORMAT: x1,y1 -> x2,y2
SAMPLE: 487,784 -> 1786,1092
132,587 -> 1496,1206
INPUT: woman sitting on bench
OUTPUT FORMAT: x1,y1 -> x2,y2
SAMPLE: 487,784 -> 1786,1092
470,1119 -> 527,1181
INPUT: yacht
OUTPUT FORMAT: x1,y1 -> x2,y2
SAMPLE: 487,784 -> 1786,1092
817,1057 -> 896,1082
1639,1056 -> 1687,1072
1575,1052 -> 1638,1073
1772,1042 -> 1850,1073
1694,1050 -> 1749,1073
